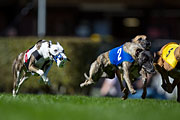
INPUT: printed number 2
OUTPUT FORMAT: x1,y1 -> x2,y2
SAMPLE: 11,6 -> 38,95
117,48 -> 122,61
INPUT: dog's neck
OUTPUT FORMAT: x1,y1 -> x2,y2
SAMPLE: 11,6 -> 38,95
123,42 -> 144,60
37,42 -> 51,60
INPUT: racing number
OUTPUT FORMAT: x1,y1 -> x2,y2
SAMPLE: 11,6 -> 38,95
117,48 -> 122,61
166,48 -> 173,57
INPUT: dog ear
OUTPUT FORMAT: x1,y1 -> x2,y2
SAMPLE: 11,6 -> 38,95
135,48 -> 143,57
57,42 -> 60,46
48,40 -> 52,48
133,35 -> 147,42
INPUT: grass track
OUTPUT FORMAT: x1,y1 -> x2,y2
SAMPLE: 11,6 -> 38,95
0,94 -> 180,120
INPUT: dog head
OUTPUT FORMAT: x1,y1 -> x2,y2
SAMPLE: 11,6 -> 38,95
132,35 -> 151,50
136,50 -> 155,74
49,42 -> 70,67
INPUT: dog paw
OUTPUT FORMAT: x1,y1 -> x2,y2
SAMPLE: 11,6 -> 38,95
122,88 -> 128,94
141,92 -> 147,99
45,80 -> 51,86
122,95 -> 128,100
41,75 -> 50,85
12,90 -> 17,97
130,89 -> 136,94
121,88 -> 128,100
80,82 -> 87,88
161,84 -> 173,93
80,83 -> 85,88
80,81 -> 95,88
37,69 -> 44,76
44,78 -> 50,85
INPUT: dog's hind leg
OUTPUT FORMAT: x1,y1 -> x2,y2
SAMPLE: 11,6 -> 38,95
13,70 -> 20,97
80,61 -> 101,87
13,69 -> 24,96
13,68 -> 29,96
14,76 -> 29,96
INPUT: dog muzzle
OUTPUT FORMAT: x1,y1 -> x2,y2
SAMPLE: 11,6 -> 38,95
53,53 -> 67,68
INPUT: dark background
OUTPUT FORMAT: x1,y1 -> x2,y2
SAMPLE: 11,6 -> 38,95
0,0 -> 180,41
0,0 -> 180,97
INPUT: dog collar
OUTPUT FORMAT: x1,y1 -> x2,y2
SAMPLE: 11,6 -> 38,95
53,53 -> 63,63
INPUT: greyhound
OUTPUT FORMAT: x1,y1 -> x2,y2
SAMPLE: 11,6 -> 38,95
80,38 -> 155,100
154,42 -> 180,102
12,40 -> 69,96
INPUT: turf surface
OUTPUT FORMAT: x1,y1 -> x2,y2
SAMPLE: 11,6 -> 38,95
0,94 -> 179,120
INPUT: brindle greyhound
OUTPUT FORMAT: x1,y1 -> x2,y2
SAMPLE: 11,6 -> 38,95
154,42 -> 180,102
12,40 -> 69,96
114,35 -> 152,99
80,36 -> 155,100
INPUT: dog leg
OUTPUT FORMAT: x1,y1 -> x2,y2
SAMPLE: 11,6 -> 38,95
80,61 -> 100,87
40,62 -> 53,85
116,69 -> 128,100
165,79 -> 180,93
141,79 -> 147,99
177,82 -> 180,102
121,62 -> 136,94
13,70 -> 29,97
154,63 -> 173,93
140,69 -> 147,99
13,70 -> 22,97
80,73 -> 95,87
14,76 -> 29,96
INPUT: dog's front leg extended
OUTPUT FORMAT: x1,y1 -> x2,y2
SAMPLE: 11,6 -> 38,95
28,56 -> 42,73
116,69 -> 128,100
154,63 -> 172,93
41,62 -> 53,85
122,62 -> 136,94
140,68 -> 147,99
28,56 -> 48,82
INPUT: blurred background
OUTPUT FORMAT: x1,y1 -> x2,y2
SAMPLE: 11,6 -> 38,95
0,0 -> 180,100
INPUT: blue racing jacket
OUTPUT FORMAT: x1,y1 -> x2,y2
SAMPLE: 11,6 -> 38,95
109,45 -> 134,66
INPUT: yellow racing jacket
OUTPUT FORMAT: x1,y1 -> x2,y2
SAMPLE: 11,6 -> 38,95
162,42 -> 179,69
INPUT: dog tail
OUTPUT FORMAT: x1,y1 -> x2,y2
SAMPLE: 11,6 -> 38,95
84,73 -> 89,79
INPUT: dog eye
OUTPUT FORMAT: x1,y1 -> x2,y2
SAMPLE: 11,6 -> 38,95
54,49 -> 58,52
138,38 -> 142,41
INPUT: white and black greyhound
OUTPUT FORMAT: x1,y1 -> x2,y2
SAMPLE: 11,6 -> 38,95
12,40 -> 69,96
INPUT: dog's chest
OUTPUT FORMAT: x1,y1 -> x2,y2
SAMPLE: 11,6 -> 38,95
119,63 -> 140,80
129,64 -> 141,80
34,58 -> 50,69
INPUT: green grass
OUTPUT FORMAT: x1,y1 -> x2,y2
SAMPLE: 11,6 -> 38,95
0,94 -> 180,120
